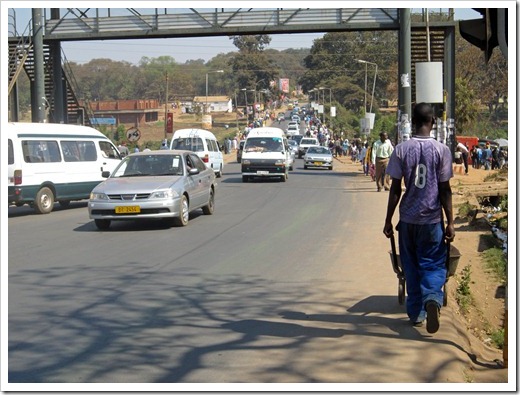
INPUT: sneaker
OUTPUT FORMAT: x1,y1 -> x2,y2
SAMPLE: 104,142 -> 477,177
426,301 -> 440,333
413,320 -> 424,327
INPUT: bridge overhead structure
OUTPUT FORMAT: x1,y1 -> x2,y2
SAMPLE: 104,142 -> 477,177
38,8 -> 402,39
8,7 -> 455,132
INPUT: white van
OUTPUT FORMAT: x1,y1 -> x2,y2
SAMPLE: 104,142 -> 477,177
7,122 -> 122,214
169,128 -> 224,178
241,127 -> 290,182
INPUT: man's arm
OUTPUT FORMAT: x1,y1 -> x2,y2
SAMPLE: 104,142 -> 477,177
383,177 -> 402,238
439,180 -> 455,242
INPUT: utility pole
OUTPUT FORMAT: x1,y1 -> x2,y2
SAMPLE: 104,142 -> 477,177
164,72 -> 168,140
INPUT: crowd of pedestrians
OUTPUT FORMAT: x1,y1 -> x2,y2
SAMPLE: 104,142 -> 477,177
470,143 -> 507,171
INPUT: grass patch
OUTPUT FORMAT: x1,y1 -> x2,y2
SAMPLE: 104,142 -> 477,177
482,247 -> 507,283
483,167 -> 508,182
489,328 -> 505,349
456,265 -> 473,315
457,201 -> 477,219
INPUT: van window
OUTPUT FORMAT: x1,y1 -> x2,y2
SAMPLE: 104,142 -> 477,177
207,139 -> 217,152
8,139 -> 14,165
172,137 -> 204,152
22,140 -> 61,163
60,140 -> 97,162
99,141 -> 120,159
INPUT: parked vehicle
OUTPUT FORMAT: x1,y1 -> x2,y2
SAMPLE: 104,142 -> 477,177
241,127 -> 290,182
7,122 -> 122,214
170,128 -> 224,177
88,150 -> 216,230
298,137 -> 320,158
304,145 -> 333,170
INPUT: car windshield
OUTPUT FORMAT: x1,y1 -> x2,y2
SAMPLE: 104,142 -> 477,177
111,154 -> 184,177
307,147 -> 330,154
301,139 -> 317,145
244,137 -> 284,152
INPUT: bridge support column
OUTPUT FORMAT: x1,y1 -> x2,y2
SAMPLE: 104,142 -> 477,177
398,8 -> 412,143
31,8 -> 47,123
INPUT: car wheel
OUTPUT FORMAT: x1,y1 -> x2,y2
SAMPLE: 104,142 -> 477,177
34,187 -> 54,214
242,175 -> 249,183
216,164 -> 223,178
173,195 -> 189,226
94,219 -> 111,230
202,189 -> 215,215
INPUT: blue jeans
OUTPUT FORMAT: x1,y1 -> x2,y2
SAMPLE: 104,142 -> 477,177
397,221 -> 447,322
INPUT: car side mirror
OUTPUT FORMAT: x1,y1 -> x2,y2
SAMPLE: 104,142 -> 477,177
189,168 -> 200,175
101,171 -> 111,178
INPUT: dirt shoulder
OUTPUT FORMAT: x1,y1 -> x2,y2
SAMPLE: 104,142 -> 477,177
330,154 -> 508,374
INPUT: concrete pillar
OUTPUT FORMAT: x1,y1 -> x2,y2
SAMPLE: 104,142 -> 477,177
398,9 -> 412,141
31,8 -> 46,123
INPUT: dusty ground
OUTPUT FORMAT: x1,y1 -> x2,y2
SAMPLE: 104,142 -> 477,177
325,154 -> 509,371
139,113 -> 508,371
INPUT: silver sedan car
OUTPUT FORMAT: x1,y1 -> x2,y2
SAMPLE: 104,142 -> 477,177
88,150 -> 216,230
303,145 -> 334,170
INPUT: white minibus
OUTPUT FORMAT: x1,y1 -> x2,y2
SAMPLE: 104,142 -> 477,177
241,127 -> 290,182
169,128 -> 224,177
7,122 -> 122,213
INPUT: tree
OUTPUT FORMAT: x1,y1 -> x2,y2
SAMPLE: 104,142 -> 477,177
454,77 -> 479,134
228,35 -> 279,104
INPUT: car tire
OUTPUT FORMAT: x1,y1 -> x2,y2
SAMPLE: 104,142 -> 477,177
34,187 -> 54,214
216,164 -> 223,178
202,189 -> 215,215
173,195 -> 189,226
94,219 -> 111,230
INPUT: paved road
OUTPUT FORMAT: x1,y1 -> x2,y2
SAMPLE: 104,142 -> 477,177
7,156 -> 506,387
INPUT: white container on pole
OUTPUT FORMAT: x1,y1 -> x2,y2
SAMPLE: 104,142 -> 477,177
416,62 -> 443,104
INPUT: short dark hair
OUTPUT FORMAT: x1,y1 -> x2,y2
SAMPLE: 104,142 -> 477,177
413,102 -> 434,127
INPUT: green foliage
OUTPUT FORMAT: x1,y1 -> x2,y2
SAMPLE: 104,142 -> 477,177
456,265 -> 473,314
489,328 -> 505,349
457,201 -> 477,219
454,77 -> 479,134
482,247 -> 507,283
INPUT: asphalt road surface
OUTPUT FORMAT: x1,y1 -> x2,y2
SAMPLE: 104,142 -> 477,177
7,157 -> 506,388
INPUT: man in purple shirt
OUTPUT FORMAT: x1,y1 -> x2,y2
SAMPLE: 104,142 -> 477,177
383,103 -> 455,334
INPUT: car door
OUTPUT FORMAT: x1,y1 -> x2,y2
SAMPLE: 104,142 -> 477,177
187,153 -> 209,208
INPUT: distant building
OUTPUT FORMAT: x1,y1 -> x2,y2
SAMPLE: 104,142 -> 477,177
194,96 -> 232,113
83,99 -> 160,127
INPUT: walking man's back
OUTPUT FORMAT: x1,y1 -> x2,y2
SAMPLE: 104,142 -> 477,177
383,102 -> 455,334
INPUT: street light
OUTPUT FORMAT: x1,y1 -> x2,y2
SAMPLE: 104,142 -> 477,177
205,69 -> 224,114
356,59 -> 378,114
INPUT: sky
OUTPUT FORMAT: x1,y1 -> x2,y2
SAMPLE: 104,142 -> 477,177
4,3 -> 483,65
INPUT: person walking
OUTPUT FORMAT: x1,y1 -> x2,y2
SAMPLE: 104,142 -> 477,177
383,102 -> 455,334
456,140 -> 470,175
371,132 -> 394,191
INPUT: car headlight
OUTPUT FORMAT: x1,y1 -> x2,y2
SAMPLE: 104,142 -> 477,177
275,159 -> 286,166
90,192 -> 108,200
150,190 -> 178,199
242,159 -> 251,165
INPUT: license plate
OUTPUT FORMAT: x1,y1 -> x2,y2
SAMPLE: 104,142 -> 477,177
257,171 -> 269,175
115,206 -> 141,214
314,162 -> 322,165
